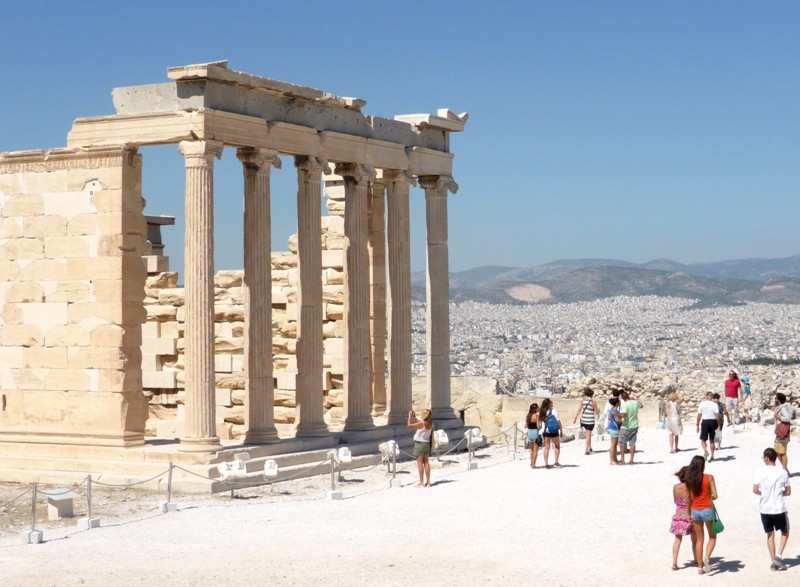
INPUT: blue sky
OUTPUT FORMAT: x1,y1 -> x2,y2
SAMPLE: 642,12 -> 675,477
2,1 -> 798,274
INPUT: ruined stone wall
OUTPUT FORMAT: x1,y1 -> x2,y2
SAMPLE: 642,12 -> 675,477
0,146 -> 149,446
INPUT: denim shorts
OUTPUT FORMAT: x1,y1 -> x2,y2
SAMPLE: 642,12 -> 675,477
691,508 -> 714,522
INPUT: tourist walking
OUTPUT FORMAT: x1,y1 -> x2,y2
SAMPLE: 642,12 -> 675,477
664,392 -> 683,453
525,402 -> 541,469
696,392 -> 720,462
539,398 -> 562,468
723,370 -> 742,425
670,465 -> 696,570
687,455 -> 719,575
741,376 -> 752,424
774,393 -> 793,471
619,391 -> 642,465
753,447 -> 791,571
573,387 -> 598,455
407,409 -> 432,487
607,397 -> 622,465
712,393 -> 729,450
599,389 -> 622,434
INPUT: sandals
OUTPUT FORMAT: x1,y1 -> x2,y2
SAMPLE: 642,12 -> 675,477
703,557 -> 711,574
671,564 -> 679,571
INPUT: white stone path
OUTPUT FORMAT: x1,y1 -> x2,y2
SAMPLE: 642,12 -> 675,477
0,426 -> 796,586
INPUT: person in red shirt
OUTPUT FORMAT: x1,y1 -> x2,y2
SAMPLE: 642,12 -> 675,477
723,370 -> 742,426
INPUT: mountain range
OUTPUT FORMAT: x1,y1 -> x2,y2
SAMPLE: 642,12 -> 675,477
411,254 -> 800,306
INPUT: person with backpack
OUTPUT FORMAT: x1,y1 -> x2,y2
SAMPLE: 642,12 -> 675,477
619,391 -> 643,465
538,398 -> 562,468
773,393 -> 793,471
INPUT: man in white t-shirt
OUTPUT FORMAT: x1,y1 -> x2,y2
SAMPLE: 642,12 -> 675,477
753,447 -> 791,571
696,392 -> 721,462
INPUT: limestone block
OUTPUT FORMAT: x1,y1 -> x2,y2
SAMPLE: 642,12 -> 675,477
23,215 -> 67,238
230,322 -> 244,337
271,287 -> 288,305
141,353 -> 161,371
323,338 -> 344,357
143,337 -> 177,355
325,388 -> 344,408
322,286 -> 343,304
231,389 -> 244,405
143,255 -> 169,273
97,234 -> 144,257
326,198 -> 345,216
23,261 -> 69,284
274,388 -> 296,407
45,324 -> 91,347
287,234 -> 298,253
325,303 -> 344,320
215,337 -> 243,353
19,302 -> 68,332
324,235 -> 345,250
159,320 -> 179,339
154,288 -> 183,306
44,369 -> 90,392
321,249 -> 343,269
141,321 -> 160,338
90,324 -> 140,348
275,318 -> 296,337
1,324 -> 44,346
272,269 -> 289,285
215,322 -> 233,338
321,215 -> 344,234
43,236 -> 91,259
65,213 -> 98,236
146,272 -> 178,289
0,217 -> 23,238
1,195 -> 44,217
215,354 -> 233,373
24,347 -> 68,369
146,304 -> 178,321
215,387 -> 233,407
1,302 -> 22,325
223,405 -> 244,425
215,271 -> 243,288
44,280 -> 91,303
143,370 -> 177,389
333,320 -> 344,338
327,355 -> 344,373
91,279 -> 146,303
11,368 -> 47,390
322,321 -> 336,337
231,355 -> 243,372
0,346 -> 24,368
325,268 -> 344,285
1,238 -> 44,260
225,286 -> 244,305
215,305 -> 244,322
69,301 -> 146,325
0,259 -> 23,281
275,370 -> 297,391
68,347 -> 132,370
4,282 -> 44,303
273,406 -> 295,424
216,374 -> 245,390
43,189 -> 97,217
272,251 -> 296,270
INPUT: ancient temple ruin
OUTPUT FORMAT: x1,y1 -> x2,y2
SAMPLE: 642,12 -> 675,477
0,62 -> 467,488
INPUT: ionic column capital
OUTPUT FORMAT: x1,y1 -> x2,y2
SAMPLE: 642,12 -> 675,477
236,147 -> 281,171
178,140 -> 224,165
294,155 -> 330,175
335,163 -> 376,184
418,175 -> 458,195
383,169 -> 417,187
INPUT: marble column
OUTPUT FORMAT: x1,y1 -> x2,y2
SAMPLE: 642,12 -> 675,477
384,170 -> 415,425
337,163 -> 376,431
294,156 -> 329,437
419,175 -> 460,424
178,140 -> 224,452
368,179 -> 387,418
238,147 -> 281,444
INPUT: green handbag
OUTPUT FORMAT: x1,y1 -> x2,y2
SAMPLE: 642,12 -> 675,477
711,505 -> 724,534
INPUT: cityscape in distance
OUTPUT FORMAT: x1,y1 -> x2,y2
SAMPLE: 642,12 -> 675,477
410,255 -> 800,397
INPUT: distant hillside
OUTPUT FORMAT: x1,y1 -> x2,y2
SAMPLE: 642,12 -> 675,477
409,255 -> 800,305
411,254 -> 800,290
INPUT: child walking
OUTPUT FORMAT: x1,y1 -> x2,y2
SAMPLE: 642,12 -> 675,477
670,465 -> 696,570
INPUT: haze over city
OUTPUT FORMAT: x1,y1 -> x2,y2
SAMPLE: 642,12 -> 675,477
1,2 -> 798,276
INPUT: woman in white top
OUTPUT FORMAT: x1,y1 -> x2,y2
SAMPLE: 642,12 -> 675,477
664,392 -> 683,453
408,409 -> 432,487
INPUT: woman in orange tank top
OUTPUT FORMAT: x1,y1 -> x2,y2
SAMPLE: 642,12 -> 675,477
687,455 -> 719,575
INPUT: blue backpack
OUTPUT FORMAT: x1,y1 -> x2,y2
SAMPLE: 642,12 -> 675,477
544,409 -> 559,435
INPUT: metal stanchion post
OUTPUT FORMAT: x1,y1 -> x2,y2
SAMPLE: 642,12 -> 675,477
159,462 -> 178,513
78,474 -> 100,531
513,424 -> 518,459
389,442 -> 401,488
327,451 -> 343,500
23,483 -> 42,544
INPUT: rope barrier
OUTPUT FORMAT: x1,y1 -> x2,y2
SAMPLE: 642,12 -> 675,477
0,485 -> 33,508
90,467 -> 171,488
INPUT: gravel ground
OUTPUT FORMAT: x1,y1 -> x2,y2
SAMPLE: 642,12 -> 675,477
0,427 -> 797,586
